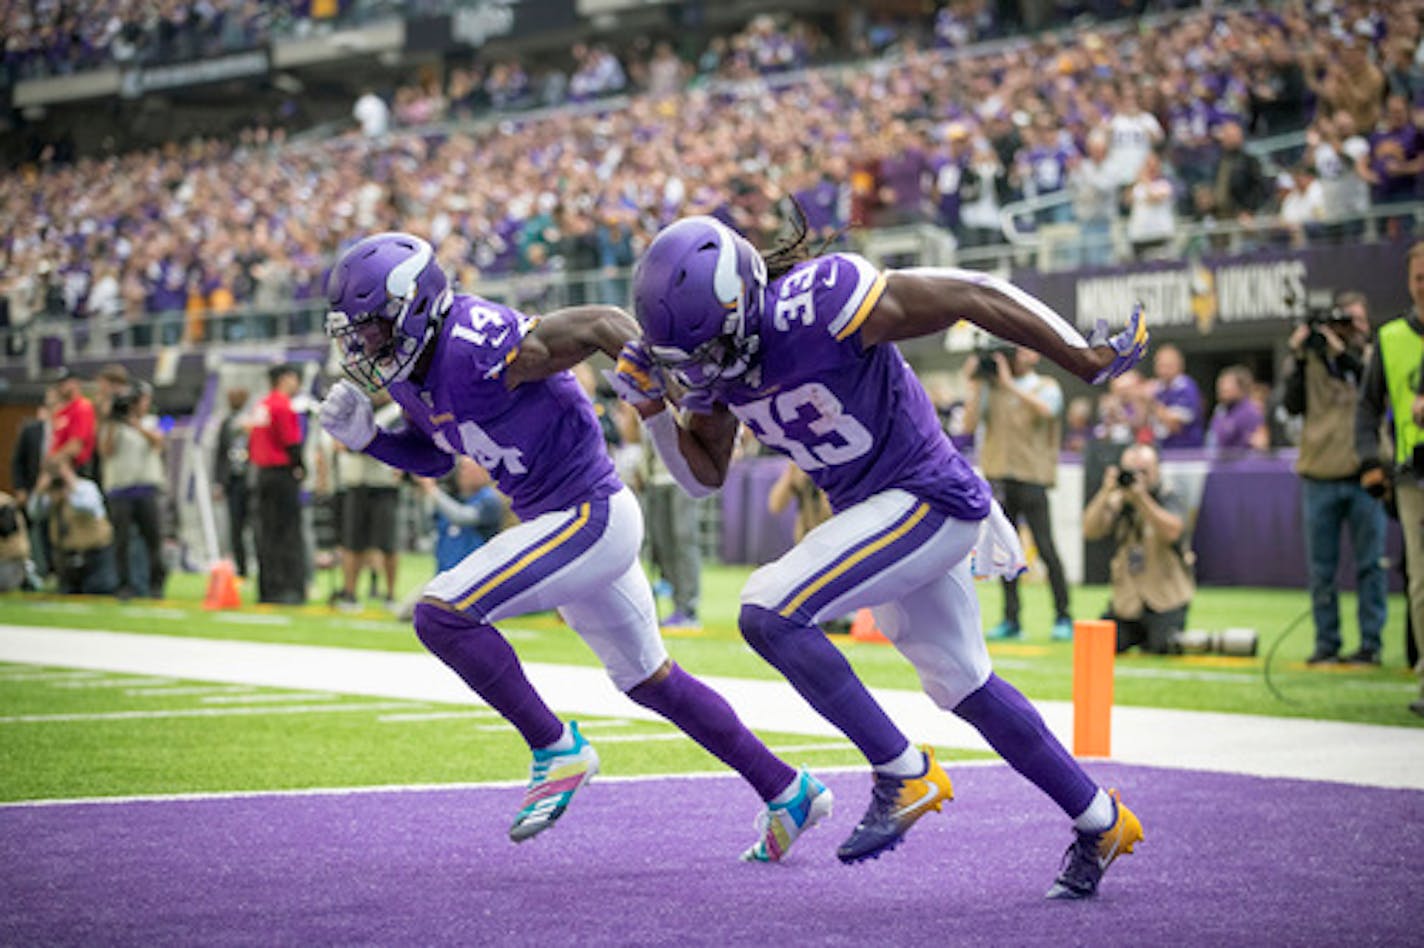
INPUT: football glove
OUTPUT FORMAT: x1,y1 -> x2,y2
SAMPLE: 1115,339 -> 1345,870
1089,302 -> 1150,385
603,340 -> 667,405
319,379 -> 377,450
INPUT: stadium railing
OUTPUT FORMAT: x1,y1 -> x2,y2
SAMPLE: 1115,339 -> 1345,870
9,201 -> 1420,374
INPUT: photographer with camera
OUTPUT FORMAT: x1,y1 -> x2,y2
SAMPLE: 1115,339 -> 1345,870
1083,444 -> 1194,654
26,457 -> 117,595
1356,242 -> 1424,716
1282,290 -> 1386,666
963,341 -> 1073,641
99,380 -> 168,600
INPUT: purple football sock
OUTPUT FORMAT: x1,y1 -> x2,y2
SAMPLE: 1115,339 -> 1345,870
740,604 -> 910,767
413,601 -> 563,750
953,673 -> 1097,818
628,662 -> 796,802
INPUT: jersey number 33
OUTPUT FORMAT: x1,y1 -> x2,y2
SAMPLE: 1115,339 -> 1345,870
732,382 -> 872,471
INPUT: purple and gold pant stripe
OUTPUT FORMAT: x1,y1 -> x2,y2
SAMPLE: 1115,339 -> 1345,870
451,499 -> 610,617
772,500 -> 942,623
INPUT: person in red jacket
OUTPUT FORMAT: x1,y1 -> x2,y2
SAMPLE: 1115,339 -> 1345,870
248,364 -> 307,603
49,370 -> 97,478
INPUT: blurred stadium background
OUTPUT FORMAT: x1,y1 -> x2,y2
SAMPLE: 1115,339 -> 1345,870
1,0 -> 1421,581
1,0 -> 1421,709
2,1 -> 1423,940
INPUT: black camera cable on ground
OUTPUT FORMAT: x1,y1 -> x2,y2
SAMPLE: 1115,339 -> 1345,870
1262,605 -> 1315,707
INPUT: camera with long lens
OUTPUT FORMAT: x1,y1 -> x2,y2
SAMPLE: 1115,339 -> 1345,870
1302,305 -> 1352,355
1117,469 -> 1137,488
974,340 -> 1018,381
1170,627 -> 1258,657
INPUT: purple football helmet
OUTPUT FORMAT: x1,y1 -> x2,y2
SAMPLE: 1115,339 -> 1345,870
632,216 -> 767,394
325,232 -> 451,389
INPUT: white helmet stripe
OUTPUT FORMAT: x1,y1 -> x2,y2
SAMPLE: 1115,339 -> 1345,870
709,220 -> 741,309
386,238 -> 433,299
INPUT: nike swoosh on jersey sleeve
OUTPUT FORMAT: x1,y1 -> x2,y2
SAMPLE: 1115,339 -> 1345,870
824,253 -> 888,341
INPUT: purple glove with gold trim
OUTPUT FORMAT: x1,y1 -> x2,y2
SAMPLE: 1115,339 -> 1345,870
603,340 -> 667,406
1089,302 -> 1149,384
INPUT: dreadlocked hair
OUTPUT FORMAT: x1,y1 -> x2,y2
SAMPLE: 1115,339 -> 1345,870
759,196 -> 844,281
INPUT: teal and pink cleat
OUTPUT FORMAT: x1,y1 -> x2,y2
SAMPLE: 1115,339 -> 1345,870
741,767 -> 834,863
509,721 -> 600,842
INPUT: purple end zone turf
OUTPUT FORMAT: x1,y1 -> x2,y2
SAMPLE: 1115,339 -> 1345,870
3,764 -> 1421,946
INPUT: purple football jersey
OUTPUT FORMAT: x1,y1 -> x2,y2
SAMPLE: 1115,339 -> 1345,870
718,253 -> 991,521
386,294 -> 622,519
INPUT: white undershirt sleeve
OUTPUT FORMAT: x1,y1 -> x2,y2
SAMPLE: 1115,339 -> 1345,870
644,409 -> 717,499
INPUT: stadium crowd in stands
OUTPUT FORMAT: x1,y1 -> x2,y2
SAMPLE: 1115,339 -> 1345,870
1,0 -> 298,81
2,2 -> 1420,359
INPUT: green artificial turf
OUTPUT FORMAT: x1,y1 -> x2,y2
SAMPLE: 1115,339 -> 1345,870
2,557 -> 1418,803
0,664 -> 958,802
3,558 -> 1418,728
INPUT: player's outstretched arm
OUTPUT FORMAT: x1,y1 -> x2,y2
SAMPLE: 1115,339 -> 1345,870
319,381 -> 453,478
366,426 -> 455,479
504,305 -> 640,388
862,268 -> 1147,384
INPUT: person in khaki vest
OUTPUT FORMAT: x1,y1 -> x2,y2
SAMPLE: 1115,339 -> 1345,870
1282,291 -> 1386,666
0,490 -> 31,592
963,344 -> 1072,641
27,457 -> 117,595
1083,444 -> 1194,654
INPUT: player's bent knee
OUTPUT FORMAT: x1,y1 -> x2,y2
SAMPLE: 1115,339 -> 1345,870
412,598 -> 474,649
919,665 -> 992,712
739,603 -> 789,652
740,606 -> 808,657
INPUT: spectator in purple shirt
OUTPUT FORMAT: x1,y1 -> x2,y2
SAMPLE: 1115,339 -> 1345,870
1148,345 -> 1205,449
1368,94 -> 1424,237
1208,364 -> 1266,452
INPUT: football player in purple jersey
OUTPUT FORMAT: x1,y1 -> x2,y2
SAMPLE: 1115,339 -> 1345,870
317,232 -> 831,861
611,208 -> 1148,899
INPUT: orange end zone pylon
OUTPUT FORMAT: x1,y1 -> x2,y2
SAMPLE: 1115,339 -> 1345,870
203,558 -> 242,610
1072,619 -> 1115,757
849,608 -> 890,644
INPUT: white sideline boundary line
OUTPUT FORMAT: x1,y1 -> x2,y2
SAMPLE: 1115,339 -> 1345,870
0,702 -> 416,724
2,625 -> 1424,791
0,761 -> 1010,810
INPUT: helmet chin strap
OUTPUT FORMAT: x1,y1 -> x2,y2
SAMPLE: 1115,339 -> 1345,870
404,310 -> 445,385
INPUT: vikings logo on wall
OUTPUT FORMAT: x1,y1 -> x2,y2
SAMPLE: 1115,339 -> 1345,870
1025,241 -> 1416,338
1188,262 -> 1216,335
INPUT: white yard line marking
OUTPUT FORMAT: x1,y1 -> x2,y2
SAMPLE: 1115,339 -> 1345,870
120,607 -> 188,620
0,669 -> 105,683
0,766 -> 881,809
378,710 -> 499,723
124,685 -> 258,697
0,702 -> 414,724
213,613 -> 293,625
199,692 -> 338,704
50,677 -> 177,689
589,733 -> 688,744
764,742 -> 858,755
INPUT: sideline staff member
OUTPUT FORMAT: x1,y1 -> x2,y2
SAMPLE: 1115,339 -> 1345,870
1357,241 -> 1424,716
249,364 -> 306,604
963,344 -> 1073,641
1082,444 -> 1194,654
1283,292 -> 1386,666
